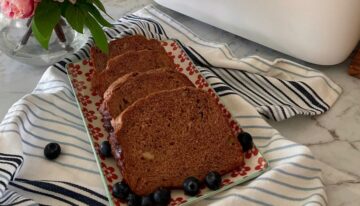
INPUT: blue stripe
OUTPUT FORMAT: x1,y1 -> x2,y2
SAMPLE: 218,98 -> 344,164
10,104 -> 85,132
23,152 -> 99,174
263,144 -> 306,154
284,162 -> 321,172
38,80 -> 69,86
34,86 -> 74,97
49,181 -> 108,201
16,179 -> 106,206
0,161 -> 17,170
52,93 -> 77,107
0,192 -> 16,204
247,56 -> 340,95
245,186 -> 327,204
206,193 -> 272,206
9,182 -> 76,205
255,177 -> 324,191
60,90 -> 76,102
31,96 -> 82,121
0,173 -> 10,181
257,137 -> 287,148
1,121 -> 93,154
268,154 -> 315,163
272,168 -> 323,182
3,113 -> 90,145
22,100 -> 84,128
241,125 -> 274,129
0,130 -> 94,162
252,135 -> 273,140
5,199 -> 34,206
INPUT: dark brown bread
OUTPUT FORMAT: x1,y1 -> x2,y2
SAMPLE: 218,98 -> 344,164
92,50 -> 175,95
90,35 -> 164,73
110,87 -> 244,196
100,69 -> 194,121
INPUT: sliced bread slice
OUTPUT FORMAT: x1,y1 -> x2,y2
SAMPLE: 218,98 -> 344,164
90,35 -> 164,73
92,50 -> 175,95
100,68 -> 194,122
110,87 -> 244,195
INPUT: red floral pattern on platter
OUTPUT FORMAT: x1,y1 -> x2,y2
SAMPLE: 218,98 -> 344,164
85,68 -> 95,81
178,50 -> 189,63
185,62 -> 198,75
170,197 -> 187,206
68,63 -> 82,78
82,59 -> 93,66
231,165 -> 251,178
68,39 -> 268,206
88,123 -> 104,141
77,93 -> 92,106
195,74 -> 209,88
82,107 -> 97,122
101,162 -> 118,183
222,178 -> 234,186
255,157 -> 267,171
245,147 -> 259,159
71,79 -> 87,92
95,99 -> 103,110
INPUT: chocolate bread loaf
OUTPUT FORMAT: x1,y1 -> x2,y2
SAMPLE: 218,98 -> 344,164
110,87 -> 244,195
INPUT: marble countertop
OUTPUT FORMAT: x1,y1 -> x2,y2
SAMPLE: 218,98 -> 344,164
0,1 -> 359,205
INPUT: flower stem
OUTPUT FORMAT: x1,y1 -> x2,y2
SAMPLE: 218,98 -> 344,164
20,17 -> 33,46
54,23 -> 66,43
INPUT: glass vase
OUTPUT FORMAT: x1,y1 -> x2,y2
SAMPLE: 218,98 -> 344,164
0,13 -> 89,67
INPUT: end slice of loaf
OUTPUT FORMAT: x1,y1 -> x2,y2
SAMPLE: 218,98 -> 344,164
90,35 -> 164,73
110,87 -> 243,196
92,50 -> 175,95
100,69 -> 194,121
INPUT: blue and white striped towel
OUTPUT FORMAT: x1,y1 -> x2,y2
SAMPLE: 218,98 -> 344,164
0,5 -> 341,206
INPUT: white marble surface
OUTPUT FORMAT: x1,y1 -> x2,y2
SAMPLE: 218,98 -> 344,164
0,1 -> 359,205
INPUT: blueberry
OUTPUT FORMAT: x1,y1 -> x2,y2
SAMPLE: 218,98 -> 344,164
153,188 -> 171,205
100,141 -> 112,157
183,177 -> 201,196
205,171 -> 222,190
141,195 -> 154,206
127,193 -> 141,206
44,143 -> 61,160
237,132 -> 253,152
112,181 -> 131,200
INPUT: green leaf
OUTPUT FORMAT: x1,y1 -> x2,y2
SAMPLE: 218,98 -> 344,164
31,21 -> 49,49
33,0 -> 61,49
91,0 -> 106,13
64,5 -> 86,33
85,14 -> 109,54
80,3 -> 112,27
89,0 -> 114,20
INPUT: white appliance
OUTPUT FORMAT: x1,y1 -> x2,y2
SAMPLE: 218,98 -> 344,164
155,0 -> 360,65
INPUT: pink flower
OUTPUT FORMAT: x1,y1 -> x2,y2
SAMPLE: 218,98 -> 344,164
0,0 -> 39,19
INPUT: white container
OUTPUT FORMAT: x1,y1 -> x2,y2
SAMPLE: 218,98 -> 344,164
155,0 -> 360,65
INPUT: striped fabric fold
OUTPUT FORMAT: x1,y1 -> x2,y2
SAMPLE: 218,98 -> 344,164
0,5 -> 340,206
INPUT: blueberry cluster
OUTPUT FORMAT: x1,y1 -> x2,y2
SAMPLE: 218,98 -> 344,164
112,181 -> 171,206
182,171 -> 222,197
